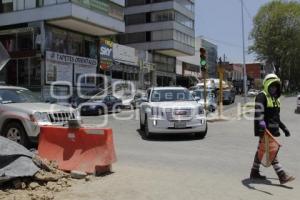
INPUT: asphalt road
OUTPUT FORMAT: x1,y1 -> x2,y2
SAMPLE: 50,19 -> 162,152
57,96 -> 299,200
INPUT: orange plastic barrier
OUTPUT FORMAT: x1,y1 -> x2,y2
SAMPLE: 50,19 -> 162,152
258,129 -> 281,167
38,126 -> 116,174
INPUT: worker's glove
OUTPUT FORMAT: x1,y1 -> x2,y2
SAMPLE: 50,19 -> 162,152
282,127 -> 291,137
259,121 -> 266,129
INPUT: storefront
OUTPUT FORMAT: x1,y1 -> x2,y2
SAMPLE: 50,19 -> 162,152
0,24 -> 99,99
111,43 -> 139,86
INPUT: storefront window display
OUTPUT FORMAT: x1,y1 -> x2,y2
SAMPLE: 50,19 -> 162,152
17,31 -> 33,51
46,26 -> 97,59
30,57 -> 41,86
1,57 -> 41,88
46,27 -> 68,54
17,59 -> 29,86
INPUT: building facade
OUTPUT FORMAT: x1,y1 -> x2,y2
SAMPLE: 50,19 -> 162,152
0,0 -> 125,99
120,0 -> 195,86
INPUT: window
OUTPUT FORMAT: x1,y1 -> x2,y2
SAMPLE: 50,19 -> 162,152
0,34 -> 16,52
175,12 -> 194,29
126,13 -> 147,25
6,60 -> 17,85
84,38 -> 97,59
18,59 -> 29,86
151,30 -> 174,41
126,0 -> 146,6
151,10 -> 174,22
0,0 -> 13,13
175,0 -> 194,12
174,31 -> 195,47
68,32 -> 83,56
46,27 -> 68,54
17,32 -> 33,51
153,54 -> 175,73
29,57 -> 41,86
119,32 -> 147,44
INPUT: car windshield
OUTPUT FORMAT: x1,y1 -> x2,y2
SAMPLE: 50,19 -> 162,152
0,89 -> 41,104
151,89 -> 194,102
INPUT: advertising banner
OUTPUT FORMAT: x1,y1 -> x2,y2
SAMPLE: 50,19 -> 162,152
99,39 -> 113,71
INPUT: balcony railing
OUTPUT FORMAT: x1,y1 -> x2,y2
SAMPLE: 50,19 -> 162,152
0,0 -> 124,21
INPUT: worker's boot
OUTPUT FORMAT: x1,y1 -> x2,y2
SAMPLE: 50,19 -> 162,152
279,172 -> 295,185
250,169 -> 267,180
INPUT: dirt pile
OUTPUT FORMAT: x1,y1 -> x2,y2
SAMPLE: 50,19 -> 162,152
0,156 -> 80,200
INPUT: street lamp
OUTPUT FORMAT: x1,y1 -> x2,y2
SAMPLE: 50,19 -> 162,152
241,0 -> 248,103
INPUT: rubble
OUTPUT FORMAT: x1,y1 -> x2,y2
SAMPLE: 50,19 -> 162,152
0,155 -> 74,200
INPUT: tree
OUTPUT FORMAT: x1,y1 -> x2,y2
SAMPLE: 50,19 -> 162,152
250,0 -> 300,91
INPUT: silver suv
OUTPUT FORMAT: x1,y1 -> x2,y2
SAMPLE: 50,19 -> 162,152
139,87 -> 207,139
0,86 -> 80,147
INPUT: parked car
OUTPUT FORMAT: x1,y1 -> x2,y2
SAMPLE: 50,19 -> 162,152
0,86 -> 79,147
139,87 -> 207,139
130,93 -> 146,109
247,89 -> 259,97
222,89 -> 236,105
70,89 -> 104,108
296,94 -> 300,113
192,89 -> 217,112
79,95 -> 122,116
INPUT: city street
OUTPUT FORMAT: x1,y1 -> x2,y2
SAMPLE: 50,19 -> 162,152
56,96 -> 300,200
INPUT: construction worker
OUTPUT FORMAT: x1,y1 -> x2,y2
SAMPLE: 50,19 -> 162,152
250,74 -> 295,184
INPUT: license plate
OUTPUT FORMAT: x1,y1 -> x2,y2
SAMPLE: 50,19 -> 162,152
174,121 -> 186,129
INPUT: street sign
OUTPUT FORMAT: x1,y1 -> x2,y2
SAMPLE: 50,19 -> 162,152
0,42 -> 10,71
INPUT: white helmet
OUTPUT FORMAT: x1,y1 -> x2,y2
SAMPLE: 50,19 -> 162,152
263,74 -> 279,86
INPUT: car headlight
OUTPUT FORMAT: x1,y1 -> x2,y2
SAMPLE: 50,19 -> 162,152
33,112 -> 49,122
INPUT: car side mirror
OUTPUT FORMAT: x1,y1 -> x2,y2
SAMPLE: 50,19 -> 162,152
141,97 -> 148,102
194,97 -> 201,101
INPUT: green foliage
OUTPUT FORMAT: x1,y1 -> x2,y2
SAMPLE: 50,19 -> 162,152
250,0 -> 300,90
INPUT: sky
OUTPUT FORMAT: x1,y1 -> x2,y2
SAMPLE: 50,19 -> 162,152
195,0 -> 271,64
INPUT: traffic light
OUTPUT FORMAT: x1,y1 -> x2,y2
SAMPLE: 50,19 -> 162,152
200,48 -> 207,71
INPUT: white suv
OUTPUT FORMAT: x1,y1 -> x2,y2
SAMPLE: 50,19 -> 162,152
0,86 -> 80,147
139,87 -> 207,139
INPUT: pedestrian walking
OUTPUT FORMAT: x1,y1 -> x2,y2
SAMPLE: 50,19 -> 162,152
250,74 -> 295,184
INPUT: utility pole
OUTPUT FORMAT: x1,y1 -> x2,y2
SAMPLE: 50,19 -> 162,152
241,0 -> 248,103
218,58 -> 224,118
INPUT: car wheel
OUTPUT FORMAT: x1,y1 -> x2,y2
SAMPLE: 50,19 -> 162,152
140,115 -> 145,131
98,107 -> 105,115
116,105 -> 122,113
195,123 -> 208,139
3,121 -> 29,147
144,116 -> 152,139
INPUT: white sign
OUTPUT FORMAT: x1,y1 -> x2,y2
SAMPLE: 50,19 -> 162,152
0,42 -> 10,71
46,60 -> 73,84
74,64 -> 97,86
113,43 -> 138,66
46,51 -> 97,66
